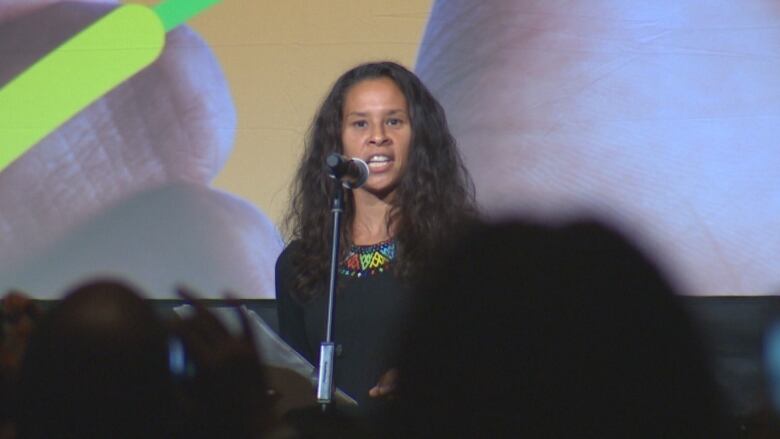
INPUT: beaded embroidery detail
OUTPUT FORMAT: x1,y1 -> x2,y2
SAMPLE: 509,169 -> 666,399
340,239 -> 396,277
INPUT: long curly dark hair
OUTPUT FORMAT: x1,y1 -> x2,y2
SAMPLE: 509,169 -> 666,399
284,61 -> 477,302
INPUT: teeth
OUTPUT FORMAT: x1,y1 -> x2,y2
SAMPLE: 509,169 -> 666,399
367,155 -> 391,163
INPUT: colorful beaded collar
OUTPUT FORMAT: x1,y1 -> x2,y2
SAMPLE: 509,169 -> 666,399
340,239 -> 396,278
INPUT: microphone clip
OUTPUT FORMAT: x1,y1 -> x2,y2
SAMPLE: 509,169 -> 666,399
325,153 -> 369,189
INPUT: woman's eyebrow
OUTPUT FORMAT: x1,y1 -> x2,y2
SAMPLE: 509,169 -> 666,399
345,109 -> 407,118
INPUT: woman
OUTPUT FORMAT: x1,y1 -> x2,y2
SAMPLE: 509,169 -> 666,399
276,61 -> 476,408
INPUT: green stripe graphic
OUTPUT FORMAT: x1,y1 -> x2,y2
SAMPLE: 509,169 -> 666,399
0,0 -> 221,172
154,0 -> 222,31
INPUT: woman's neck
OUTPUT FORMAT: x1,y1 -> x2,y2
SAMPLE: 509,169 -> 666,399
351,190 -> 395,245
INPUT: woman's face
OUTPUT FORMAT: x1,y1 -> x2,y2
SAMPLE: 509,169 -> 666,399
341,77 -> 411,199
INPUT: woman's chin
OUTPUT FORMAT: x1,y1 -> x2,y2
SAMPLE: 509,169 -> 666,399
356,183 -> 397,202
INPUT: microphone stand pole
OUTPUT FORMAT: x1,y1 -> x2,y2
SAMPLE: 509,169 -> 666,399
317,179 -> 344,411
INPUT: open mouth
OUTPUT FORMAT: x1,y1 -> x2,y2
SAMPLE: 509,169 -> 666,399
366,155 -> 393,171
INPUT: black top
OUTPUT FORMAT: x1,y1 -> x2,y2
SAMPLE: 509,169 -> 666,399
275,239 -> 412,409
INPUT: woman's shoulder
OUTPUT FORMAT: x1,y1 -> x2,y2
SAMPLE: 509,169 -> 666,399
280,239 -> 304,255
275,240 -> 304,271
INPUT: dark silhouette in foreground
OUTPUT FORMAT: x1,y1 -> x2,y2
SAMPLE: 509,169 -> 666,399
15,281 -> 175,439
388,220 -> 732,438
12,281 -> 272,439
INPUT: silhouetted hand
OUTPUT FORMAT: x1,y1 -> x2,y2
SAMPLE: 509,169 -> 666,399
173,287 -> 273,438
369,368 -> 398,399
0,291 -> 40,438
0,291 -> 40,380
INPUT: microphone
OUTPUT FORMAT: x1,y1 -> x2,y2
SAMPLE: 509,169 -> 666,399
326,153 -> 369,189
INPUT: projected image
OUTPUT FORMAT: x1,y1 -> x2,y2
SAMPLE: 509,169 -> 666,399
0,0 -> 282,298
417,0 -> 780,295
1,0 -> 778,297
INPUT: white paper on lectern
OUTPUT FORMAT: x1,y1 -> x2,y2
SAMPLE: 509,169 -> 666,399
173,304 -> 357,406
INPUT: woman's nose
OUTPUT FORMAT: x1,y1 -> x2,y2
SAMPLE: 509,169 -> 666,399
369,126 -> 389,146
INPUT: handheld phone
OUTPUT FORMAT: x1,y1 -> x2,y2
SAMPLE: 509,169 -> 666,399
168,335 -> 196,381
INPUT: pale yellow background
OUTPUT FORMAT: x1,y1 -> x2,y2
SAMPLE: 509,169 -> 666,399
137,0 -> 433,229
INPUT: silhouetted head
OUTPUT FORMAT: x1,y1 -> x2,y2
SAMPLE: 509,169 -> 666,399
392,220 -> 729,438
15,279 -> 175,439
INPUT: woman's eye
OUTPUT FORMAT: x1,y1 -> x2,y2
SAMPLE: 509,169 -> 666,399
353,120 -> 368,128
387,118 -> 403,126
